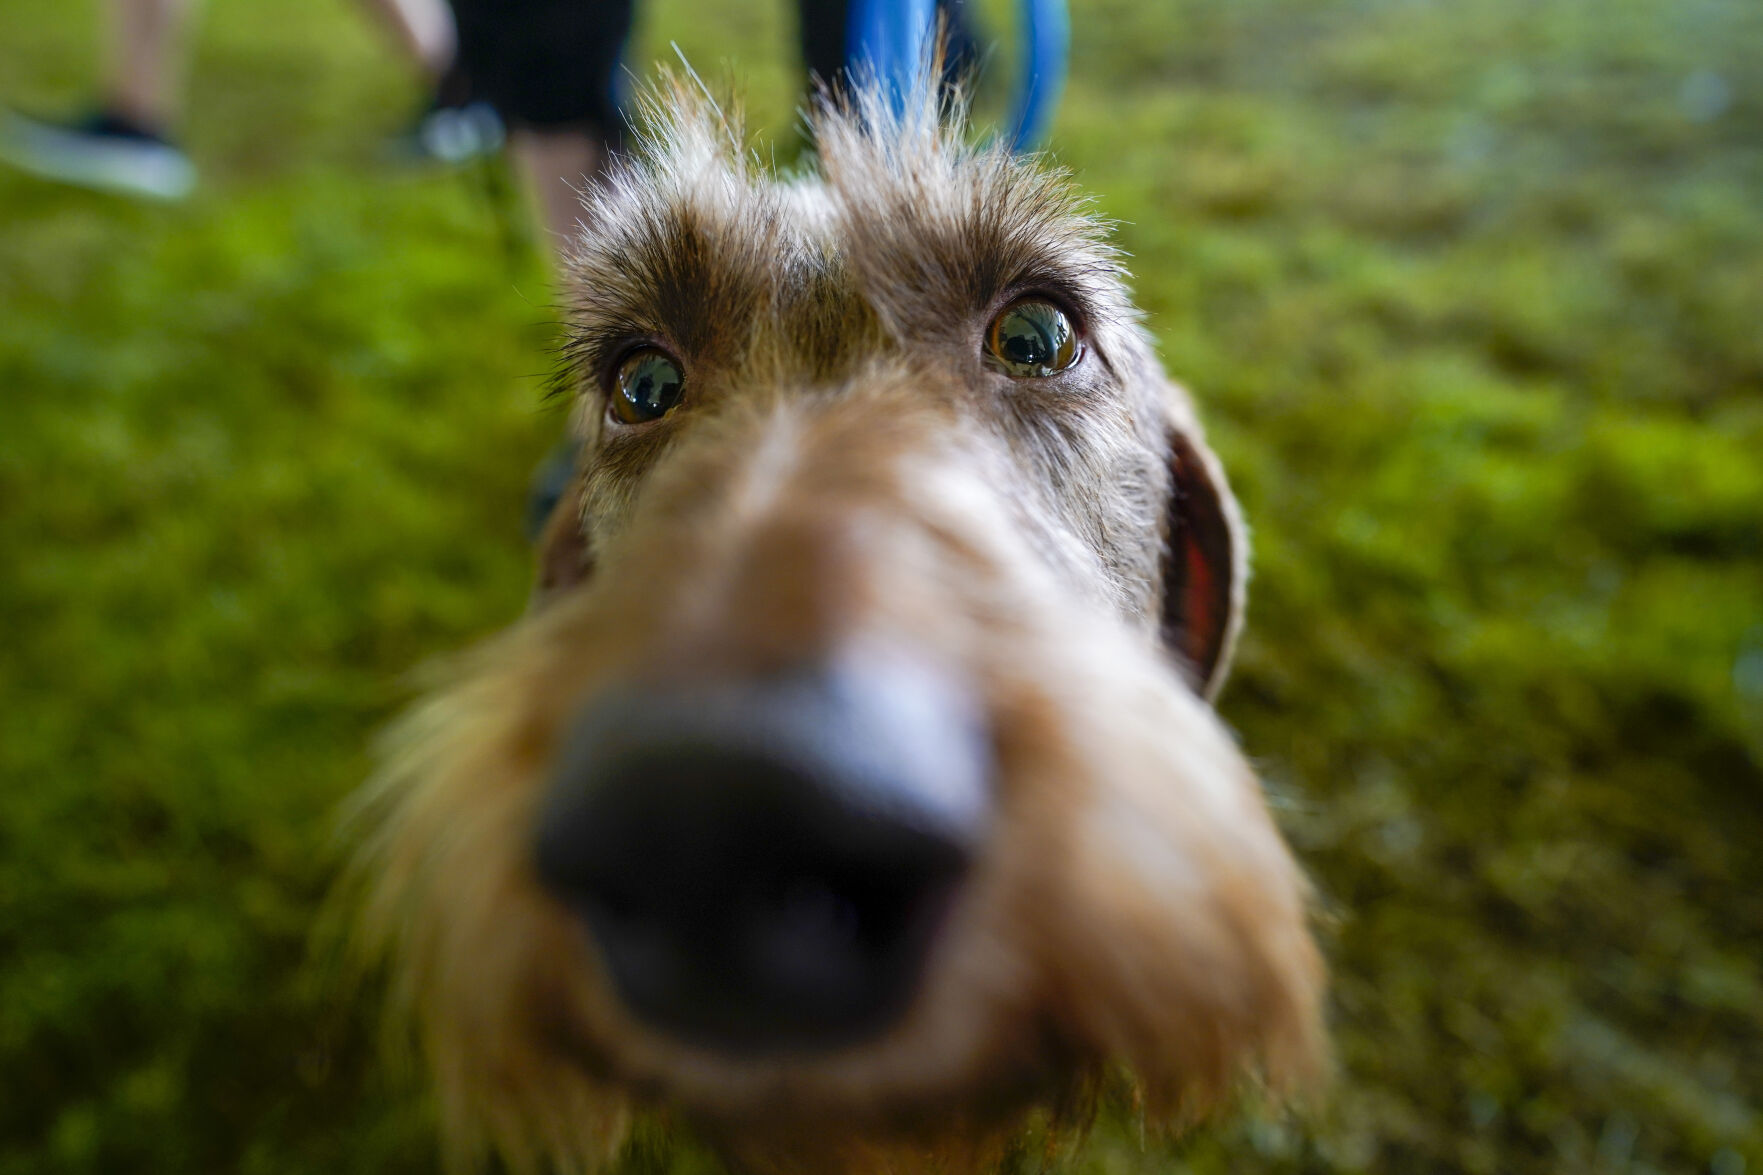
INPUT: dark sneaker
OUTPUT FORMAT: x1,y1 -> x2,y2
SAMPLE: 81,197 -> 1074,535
0,109 -> 196,200
387,99 -> 505,167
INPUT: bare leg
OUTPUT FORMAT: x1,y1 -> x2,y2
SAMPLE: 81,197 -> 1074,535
511,128 -> 605,255
102,0 -> 199,128
354,0 -> 457,78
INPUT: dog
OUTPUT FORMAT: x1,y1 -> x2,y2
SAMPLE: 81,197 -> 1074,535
342,71 -> 1325,1175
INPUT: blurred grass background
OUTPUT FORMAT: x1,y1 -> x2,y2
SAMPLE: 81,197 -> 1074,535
2,0 -> 1760,1171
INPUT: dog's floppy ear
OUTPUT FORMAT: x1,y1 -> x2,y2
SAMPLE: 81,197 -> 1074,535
1159,428 -> 1247,701
532,476 -> 593,607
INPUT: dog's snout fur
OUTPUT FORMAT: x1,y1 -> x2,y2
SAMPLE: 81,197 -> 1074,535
343,71 -> 1325,1175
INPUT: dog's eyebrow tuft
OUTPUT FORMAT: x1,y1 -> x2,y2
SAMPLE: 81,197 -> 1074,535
562,66 -> 1131,347
563,193 -> 776,375
806,79 -> 1130,337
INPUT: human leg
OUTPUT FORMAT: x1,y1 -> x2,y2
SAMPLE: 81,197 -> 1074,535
101,0 -> 200,130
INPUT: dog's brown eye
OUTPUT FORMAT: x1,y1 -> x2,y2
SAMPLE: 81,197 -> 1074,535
611,348 -> 685,423
984,299 -> 1079,378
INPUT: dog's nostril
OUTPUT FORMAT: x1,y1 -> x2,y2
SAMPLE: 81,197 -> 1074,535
766,878 -> 862,946
534,654 -> 991,1056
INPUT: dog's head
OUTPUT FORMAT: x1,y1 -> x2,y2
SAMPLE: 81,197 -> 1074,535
350,75 -> 1323,1174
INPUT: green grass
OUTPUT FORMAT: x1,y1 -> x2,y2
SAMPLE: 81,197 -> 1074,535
2,0 -> 1760,1172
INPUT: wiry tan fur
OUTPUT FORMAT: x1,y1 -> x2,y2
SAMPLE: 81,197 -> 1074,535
342,68 -> 1324,1175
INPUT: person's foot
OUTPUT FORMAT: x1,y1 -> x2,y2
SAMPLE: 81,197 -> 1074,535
386,99 -> 505,166
0,109 -> 196,201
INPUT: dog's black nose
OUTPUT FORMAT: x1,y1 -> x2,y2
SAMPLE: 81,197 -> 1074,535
534,653 -> 991,1055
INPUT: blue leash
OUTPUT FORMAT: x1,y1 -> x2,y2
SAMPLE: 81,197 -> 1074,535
845,0 -> 934,115
845,0 -> 1069,150
1008,0 -> 1068,150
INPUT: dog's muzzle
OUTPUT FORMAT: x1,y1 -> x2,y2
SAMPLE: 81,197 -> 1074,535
535,650 -> 992,1056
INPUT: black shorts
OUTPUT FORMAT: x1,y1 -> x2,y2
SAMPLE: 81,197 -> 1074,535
444,0 -> 974,136
446,0 -> 636,134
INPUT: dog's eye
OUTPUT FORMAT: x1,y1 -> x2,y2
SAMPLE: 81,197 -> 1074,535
984,299 -> 1079,378
611,348 -> 685,424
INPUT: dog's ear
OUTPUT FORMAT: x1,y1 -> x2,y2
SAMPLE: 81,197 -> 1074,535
1159,428 -> 1246,701
532,479 -> 593,607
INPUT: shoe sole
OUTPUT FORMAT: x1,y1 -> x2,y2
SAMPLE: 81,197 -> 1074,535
0,111 -> 196,201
